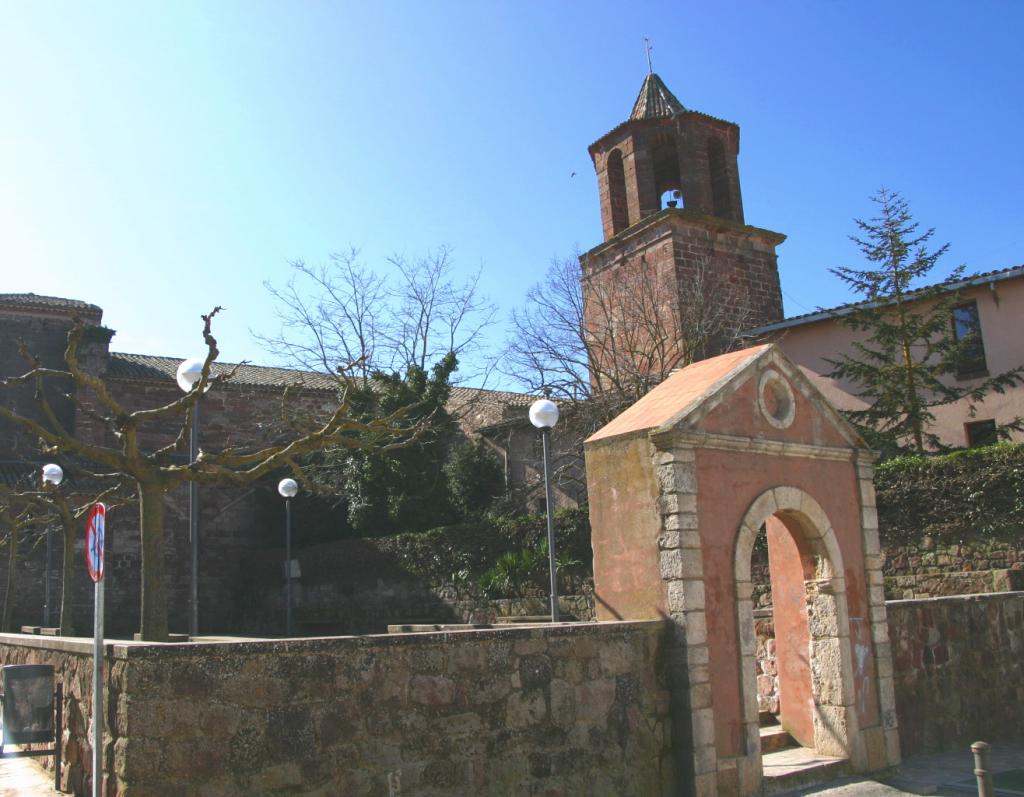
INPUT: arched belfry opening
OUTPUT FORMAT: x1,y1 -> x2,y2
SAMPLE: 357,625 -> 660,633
585,345 -> 900,796
708,136 -> 733,218
651,132 -> 683,209
606,149 -> 629,235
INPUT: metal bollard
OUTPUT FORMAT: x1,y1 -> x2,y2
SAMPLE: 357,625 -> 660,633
972,741 -> 993,797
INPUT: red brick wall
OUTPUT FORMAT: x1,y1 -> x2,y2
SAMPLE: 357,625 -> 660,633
581,210 -> 784,386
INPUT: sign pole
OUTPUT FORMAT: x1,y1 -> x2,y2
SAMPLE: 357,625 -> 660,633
85,502 -> 106,797
92,576 -> 103,797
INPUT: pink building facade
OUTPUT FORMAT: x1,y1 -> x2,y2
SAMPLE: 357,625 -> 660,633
748,266 -> 1024,449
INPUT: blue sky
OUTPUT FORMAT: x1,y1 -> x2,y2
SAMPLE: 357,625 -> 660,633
2,2 -> 1022,389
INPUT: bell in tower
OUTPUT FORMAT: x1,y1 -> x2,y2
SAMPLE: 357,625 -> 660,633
592,72 -> 747,238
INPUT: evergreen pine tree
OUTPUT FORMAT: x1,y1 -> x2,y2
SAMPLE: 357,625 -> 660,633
827,189 -> 1023,454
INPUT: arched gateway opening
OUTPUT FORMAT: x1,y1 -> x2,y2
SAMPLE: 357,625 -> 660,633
585,345 -> 901,797
734,489 -> 857,773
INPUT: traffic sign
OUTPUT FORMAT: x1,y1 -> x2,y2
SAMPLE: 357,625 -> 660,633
85,503 -> 106,583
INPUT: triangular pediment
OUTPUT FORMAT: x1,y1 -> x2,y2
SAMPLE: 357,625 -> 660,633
586,344 -> 865,451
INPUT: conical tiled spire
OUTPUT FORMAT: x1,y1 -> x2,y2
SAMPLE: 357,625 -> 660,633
629,73 -> 685,120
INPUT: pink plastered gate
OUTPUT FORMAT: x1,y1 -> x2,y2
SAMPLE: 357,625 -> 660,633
585,345 -> 900,796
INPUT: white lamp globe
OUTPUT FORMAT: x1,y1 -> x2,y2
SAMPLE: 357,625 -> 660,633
529,399 -> 559,430
42,463 -> 63,486
278,478 -> 299,498
176,358 -> 205,392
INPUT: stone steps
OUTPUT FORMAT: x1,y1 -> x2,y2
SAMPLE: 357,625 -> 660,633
759,723 -> 794,754
761,746 -> 850,795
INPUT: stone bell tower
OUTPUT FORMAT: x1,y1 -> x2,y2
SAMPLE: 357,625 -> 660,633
581,72 -> 786,383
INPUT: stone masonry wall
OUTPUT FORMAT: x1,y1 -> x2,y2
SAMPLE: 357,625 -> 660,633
0,620 -> 671,797
0,636 -> 98,796
886,591 -> 1024,756
882,538 -> 1024,600
752,537 -> 1024,607
754,591 -> 1024,756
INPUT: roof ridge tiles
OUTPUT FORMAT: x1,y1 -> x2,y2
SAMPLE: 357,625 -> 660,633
746,264 -> 1024,336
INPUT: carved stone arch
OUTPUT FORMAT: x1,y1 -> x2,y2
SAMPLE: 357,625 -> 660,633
733,486 -> 860,773
734,487 -> 844,586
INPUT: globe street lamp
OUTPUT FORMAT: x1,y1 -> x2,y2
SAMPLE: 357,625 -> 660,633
278,478 -> 299,637
41,464 -> 64,628
529,398 -> 561,623
176,357 -> 205,638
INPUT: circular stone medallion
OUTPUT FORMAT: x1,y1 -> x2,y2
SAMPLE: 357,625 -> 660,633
757,369 -> 796,429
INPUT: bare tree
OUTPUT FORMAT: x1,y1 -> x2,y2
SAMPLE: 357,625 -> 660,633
258,245 -> 498,385
0,309 -> 417,641
505,252 -> 754,425
257,248 -> 387,382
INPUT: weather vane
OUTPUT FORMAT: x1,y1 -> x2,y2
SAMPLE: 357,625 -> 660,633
644,36 -> 653,74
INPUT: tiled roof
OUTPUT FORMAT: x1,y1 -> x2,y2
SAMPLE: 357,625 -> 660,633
589,74 -> 734,153
108,353 -> 342,391
0,461 -> 36,489
107,352 -> 535,417
449,386 -> 533,408
630,73 -> 686,120
586,345 -> 770,443
0,293 -> 102,317
745,264 -> 1024,337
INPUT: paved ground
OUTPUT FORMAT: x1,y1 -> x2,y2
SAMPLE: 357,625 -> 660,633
783,782 -> 922,797
0,758 -> 55,797
773,740 -> 1024,797
890,742 -> 1024,795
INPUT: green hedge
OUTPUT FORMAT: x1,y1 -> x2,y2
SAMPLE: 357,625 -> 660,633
875,442 -> 1024,545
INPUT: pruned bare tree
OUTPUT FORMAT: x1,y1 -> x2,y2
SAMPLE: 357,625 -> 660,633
505,251 -> 754,425
0,309 -> 419,641
257,245 -> 498,386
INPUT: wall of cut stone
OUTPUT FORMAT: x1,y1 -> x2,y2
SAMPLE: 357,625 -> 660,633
752,537 -> 1024,607
0,620 -> 671,797
886,591 -> 1024,756
882,538 -> 1024,600
754,591 -> 1024,756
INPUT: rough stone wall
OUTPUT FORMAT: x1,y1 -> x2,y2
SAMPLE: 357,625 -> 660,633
886,591 -> 1024,756
753,610 -> 778,715
1,620 -> 671,797
754,591 -> 1024,755
752,537 -> 1024,606
0,637 -> 99,795
882,538 -> 1024,599
239,565 -> 596,636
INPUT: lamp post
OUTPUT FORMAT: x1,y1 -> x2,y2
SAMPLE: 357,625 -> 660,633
529,398 -> 561,623
41,464 -> 63,628
278,478 -> 298,637
176,357 -> 205,638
